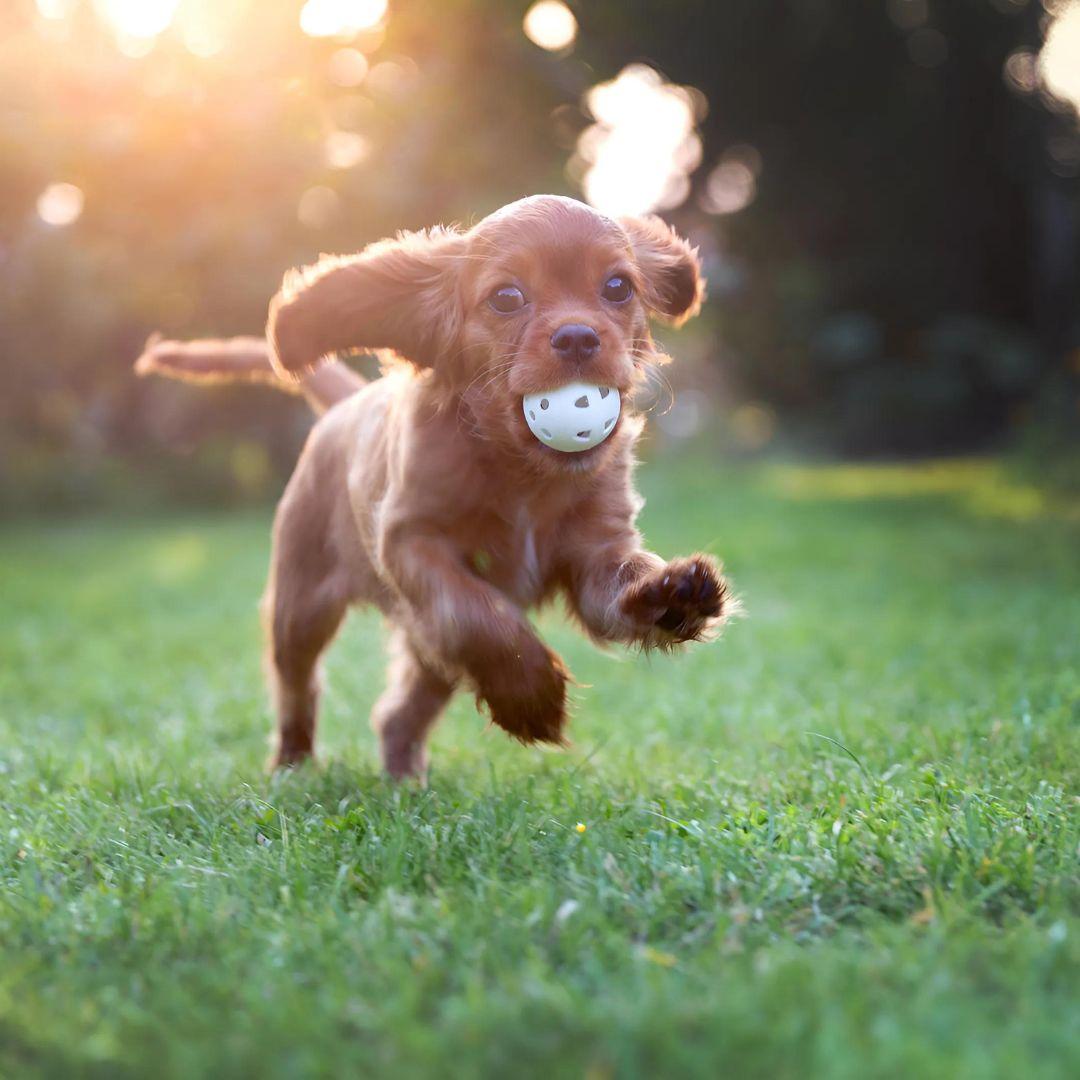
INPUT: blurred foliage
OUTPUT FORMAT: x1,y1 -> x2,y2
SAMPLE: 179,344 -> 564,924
0,0 -> 1078,513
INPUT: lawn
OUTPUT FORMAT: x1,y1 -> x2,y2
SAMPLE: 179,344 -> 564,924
1,454 -> 1077,1079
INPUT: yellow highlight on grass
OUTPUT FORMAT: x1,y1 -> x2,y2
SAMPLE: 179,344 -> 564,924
767,460 -> 1061,523
150,535 -> 209,584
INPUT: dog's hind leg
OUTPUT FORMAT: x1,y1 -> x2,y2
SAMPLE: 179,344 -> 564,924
265,570 -> 347,768
266,587 -> 346,768
370,629 -> 456,781
263,478 -> 350,768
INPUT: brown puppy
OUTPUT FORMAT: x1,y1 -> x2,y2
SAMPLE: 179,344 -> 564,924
137,195 -> 729,779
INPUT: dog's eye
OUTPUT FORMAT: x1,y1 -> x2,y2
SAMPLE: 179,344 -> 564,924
488,285 -> 526,314
601,275 -> 633,303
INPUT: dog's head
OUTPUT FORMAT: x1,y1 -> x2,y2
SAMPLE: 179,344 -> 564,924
269,195 -> 703,473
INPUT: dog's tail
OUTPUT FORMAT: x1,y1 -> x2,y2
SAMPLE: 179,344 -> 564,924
134,334 -> 365,415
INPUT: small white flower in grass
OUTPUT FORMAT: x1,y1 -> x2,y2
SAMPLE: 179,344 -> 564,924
555,899 -> 579,924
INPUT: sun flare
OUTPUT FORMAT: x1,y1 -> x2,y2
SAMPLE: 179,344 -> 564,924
35,0 -> 77,19
93,0 -> 180,40
575,65 -> 702,218
1040,1 -> 1080,115
299,0 -> 388,39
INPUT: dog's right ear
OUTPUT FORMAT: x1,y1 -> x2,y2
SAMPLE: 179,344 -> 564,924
267,226 -> 465,375
620,215 -> 704,326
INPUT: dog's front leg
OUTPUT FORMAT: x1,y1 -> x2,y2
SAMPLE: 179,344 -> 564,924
380,528 -> 568,744
563,524 -> 729,650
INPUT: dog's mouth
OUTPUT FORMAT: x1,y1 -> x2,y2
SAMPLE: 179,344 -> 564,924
519,406 -> 626,471
503,358 -> 638,471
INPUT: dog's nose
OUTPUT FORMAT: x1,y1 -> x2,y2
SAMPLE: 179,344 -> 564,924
550,324 -> 600,363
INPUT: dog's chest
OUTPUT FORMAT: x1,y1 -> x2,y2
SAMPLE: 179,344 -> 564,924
468,506 -> 548,606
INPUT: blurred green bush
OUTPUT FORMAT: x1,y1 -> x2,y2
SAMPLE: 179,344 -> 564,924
0,0 -> 1077,514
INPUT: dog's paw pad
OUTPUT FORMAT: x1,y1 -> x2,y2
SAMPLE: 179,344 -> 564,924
630,556 -> 728,642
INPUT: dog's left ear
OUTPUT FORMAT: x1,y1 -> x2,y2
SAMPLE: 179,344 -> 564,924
621,215 -> 704,326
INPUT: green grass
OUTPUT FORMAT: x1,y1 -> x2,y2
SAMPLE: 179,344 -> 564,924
1,454 -> 1078,1079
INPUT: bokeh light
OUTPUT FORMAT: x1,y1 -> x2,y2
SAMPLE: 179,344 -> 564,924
730,402 -> 777,451
297,185 -> 341,229
93,0 -> 180,40
300,0 -> 388,39
523,1 -> 578,52
576,65 -> 702,217
36,182 -> 84,227
1046,132 -> 1080,177
181,23 -> 226,58
1039,1 -> 1080,115
34,0 -> 76,19
328,47 -> 370,86
1003,48 -> 1039,96
175,0 -> 238,58
700,160 -> 756,216
366,58 -> 417,97
324,130 -> 371,168
700,144 -> 761,216
331,93 -> 377,130
7,0 -> 1077,488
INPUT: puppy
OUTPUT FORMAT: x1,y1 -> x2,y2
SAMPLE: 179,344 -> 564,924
137,195 -> 729,779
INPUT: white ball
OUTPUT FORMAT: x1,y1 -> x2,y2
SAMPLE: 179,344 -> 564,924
522,380 -> 622,453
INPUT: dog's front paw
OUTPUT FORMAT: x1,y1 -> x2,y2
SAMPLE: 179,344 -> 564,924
474,639 -> 569,746
621,555 -> 728,645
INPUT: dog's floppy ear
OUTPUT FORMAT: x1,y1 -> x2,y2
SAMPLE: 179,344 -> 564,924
621,215 -> 704,326
267,226 -> 465,374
